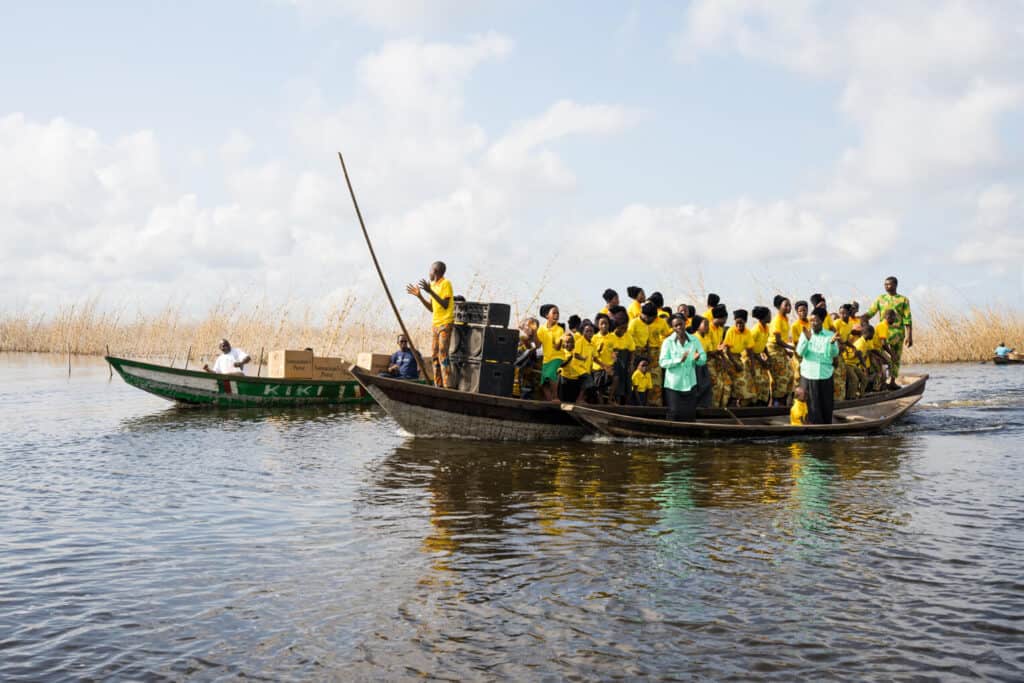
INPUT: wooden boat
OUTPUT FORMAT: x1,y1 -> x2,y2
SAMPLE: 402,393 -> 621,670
603,374 -> 928,420
992,355 -> 1023,365
106,356 -> 374,408
350,364 -> 587,441
564,394 -> 922,440
351,365 -> 927,441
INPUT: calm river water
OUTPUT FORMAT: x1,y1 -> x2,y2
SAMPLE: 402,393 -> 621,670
1,354 -> 1022,681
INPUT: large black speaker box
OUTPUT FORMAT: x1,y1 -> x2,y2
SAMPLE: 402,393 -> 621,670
450,324 -> 518,363
454,302 -> 511,328
449,360 -> 515,396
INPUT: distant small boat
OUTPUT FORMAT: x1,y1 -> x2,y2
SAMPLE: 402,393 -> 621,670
992,355 -> 1023,365
564,394 -> 922,440
106,356 -> 373,408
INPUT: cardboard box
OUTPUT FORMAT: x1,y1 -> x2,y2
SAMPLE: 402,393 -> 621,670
357,352 -> 391,373
312,356 -> 353,381
268,349 -> 313,379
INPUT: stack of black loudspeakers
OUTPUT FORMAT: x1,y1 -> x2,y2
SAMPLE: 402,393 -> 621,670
449,302 -> 517,396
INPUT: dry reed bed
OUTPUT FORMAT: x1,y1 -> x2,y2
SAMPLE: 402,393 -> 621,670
1,299 -> 1021,365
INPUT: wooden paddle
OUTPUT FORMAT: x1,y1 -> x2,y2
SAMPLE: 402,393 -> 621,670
723,405 -> 744,426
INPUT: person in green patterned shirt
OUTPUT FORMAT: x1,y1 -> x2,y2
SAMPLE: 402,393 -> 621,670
867,275 -> 913,386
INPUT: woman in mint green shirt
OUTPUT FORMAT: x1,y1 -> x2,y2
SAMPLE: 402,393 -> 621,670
659,314 -> 706,421
795,308 -> 840,424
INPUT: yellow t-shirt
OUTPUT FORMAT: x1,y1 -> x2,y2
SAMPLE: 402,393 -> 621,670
628,300 -> 642,320
723,326 -> 754,355
647,316 -> 672,352
833,317 -> 853,343
875,320 -> 891,345
658,310 -> 670,320
702,307 -> 715,323
536,323 -> 565,363
750,322 -> 769,354
708,322 -> 725,349
632,369 -> 653,393
604,330 -> 636,353
561,333 -> 594,379
768,314 -> 790,348
820,312 -> 835,331
696,330 -> 715,353
592,332 -> 615,370
854,336 -> 872,367
791,318 -> 811,343
628,316 -> 649,351
430,277 -> 455,326
790,399 -> 808,425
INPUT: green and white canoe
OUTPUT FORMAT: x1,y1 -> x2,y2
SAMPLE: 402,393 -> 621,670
105,356 -> 374,408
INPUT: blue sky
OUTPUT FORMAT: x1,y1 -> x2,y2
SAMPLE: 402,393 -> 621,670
1,1 -> 1022,324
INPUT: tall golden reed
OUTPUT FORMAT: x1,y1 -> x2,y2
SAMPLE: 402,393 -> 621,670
1,295 -> 1021,364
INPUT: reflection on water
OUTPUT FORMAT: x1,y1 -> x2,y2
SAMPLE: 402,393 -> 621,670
2,358 -> 1023,680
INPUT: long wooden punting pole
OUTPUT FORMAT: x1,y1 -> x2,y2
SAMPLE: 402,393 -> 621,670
337,152 -> 432,384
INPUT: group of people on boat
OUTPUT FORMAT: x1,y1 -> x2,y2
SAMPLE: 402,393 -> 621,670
407,262 -> 913,425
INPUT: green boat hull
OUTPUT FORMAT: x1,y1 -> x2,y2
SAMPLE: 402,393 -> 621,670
106,356 -> 374,408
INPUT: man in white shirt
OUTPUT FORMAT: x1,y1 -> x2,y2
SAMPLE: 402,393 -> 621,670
204,339 -> 251,375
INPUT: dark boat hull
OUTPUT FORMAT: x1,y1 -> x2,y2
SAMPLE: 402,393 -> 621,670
599,374 -> 928,419
350,366 -> 927,441
565,395 -> 922,440
993,356 -> 1023,365
350,365 -> 586,441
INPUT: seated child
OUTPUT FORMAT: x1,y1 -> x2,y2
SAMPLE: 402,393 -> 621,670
631,358 -> 653,406
790,384 -> 809,425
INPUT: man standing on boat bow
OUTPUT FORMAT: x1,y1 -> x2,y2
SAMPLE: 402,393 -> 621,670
204,339 -> 251,375
407,261 -> 455,388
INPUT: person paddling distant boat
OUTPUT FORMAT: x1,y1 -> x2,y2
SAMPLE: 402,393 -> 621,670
204,339 -> 250,375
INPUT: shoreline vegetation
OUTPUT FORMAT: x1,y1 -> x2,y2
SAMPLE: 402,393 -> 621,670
0,298 -> 1020,366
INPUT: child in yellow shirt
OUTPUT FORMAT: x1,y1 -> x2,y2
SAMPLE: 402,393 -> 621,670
631,359 -> 653,406
790,384 -> 809,425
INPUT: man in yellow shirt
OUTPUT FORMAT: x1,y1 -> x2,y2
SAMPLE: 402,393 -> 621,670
406,261 -> 454,388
